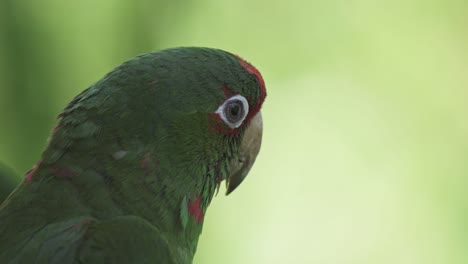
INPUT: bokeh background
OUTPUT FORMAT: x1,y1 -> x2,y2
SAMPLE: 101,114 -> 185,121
1,0 -> 467,263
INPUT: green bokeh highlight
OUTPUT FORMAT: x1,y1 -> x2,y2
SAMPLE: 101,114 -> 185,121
1,0 -> 467,263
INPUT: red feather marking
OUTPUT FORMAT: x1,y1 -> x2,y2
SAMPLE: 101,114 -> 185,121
222,86 -> 233,97
208,113 -> 226,133
24,161 -> 41,182
215,161 -> 221,182
51,165 -> 76,178
140,152 -> 159,174
71,220 -> 92,229
52,122 -> 63,133
141,155 -> 151,174
233,54 -> 267,125
65,220 -> 93,233
208,113 -> 240,137
236,56 -> 266,99
188,196 -> 204,224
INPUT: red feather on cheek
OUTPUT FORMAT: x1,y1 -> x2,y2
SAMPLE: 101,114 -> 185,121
208,112 -> 239,137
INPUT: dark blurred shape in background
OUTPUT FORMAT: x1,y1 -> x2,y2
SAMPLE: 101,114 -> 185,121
0,162 -> 19,202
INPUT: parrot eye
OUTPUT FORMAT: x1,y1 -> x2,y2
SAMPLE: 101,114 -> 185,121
215,95 -> 249,128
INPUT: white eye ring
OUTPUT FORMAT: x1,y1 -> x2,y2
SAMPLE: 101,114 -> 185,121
215,95 -> 249,128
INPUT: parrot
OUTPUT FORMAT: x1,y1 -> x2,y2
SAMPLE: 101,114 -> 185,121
0,47 -> 266,263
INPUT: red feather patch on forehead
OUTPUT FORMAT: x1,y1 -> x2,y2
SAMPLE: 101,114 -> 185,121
235,55 -> 266,99
233,54 -> 266,124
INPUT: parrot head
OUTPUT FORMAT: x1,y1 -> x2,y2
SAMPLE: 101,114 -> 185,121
41,47 -> 266,224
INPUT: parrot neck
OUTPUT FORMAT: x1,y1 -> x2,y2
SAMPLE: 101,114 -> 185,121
35,140 -> 232,257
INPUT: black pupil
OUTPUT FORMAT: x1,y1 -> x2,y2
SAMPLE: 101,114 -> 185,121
226,101 -> 243,122
230,104 -> 240,116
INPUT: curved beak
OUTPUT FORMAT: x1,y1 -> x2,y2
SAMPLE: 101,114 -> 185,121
226,112 -> 263,195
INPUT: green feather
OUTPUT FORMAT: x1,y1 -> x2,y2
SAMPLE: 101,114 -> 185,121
180,196 -> 189,229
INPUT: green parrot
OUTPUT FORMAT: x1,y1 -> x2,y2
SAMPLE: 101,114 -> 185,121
0,47 -> 266,263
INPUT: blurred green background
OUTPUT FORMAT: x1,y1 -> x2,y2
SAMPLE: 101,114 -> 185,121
1,0 -> 467,263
